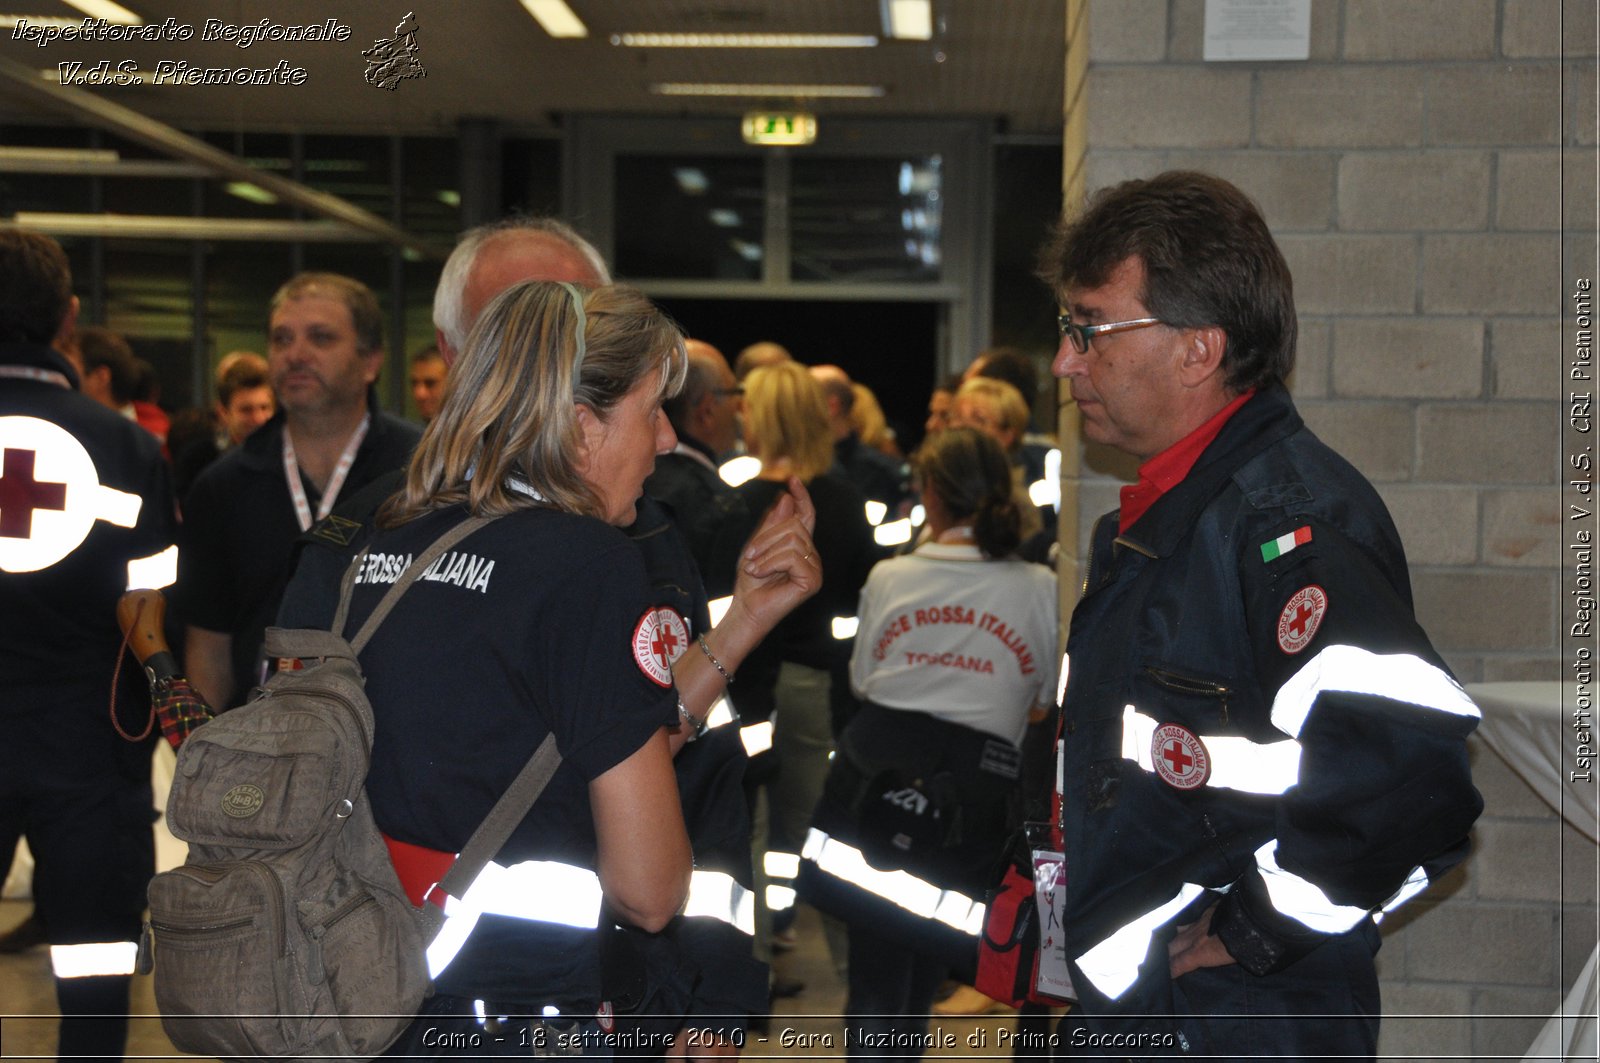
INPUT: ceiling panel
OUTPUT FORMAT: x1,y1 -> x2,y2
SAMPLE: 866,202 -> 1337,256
0,0 -> 1066,135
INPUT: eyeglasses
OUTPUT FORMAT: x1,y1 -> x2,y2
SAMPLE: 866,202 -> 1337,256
1057,313 -> 1163,354
714,386 -> 745,398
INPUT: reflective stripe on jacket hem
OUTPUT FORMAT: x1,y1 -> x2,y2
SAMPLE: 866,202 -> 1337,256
1073,884 -> 1205,1000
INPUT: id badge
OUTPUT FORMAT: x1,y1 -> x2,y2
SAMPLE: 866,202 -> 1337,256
1032,849 -> 1075,1000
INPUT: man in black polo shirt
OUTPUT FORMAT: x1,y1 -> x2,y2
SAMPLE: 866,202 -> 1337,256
174,272 -> 418,709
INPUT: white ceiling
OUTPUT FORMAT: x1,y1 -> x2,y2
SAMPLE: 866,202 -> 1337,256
0,0 -> 1069,136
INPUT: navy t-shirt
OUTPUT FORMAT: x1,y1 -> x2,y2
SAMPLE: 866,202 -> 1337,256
336,503 -> 678,1005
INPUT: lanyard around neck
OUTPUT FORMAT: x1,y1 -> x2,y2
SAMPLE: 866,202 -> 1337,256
0,365 -> 72,389
282,412 -> 370,532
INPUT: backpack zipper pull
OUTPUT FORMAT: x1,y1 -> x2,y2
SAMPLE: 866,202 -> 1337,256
135,921 -> 154,975
304,924 -> 327,986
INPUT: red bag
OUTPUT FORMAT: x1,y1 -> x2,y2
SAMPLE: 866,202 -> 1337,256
975,862 -> 1072,1008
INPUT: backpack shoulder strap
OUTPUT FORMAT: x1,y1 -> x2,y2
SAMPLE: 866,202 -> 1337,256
336,514 -> 498,652
434,732 -> 563,905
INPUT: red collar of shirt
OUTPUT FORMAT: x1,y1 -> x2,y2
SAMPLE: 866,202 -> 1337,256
1118,389 -> 1255,533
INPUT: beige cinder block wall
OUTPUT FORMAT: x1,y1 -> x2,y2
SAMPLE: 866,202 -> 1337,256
1057,1 -> 1596,1057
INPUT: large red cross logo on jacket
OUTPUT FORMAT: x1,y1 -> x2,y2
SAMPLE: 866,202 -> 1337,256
0,448 -> 67,538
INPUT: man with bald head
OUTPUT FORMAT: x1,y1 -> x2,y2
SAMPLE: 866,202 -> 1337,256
733,340 -> 791,382
432,218 -> 606,361
644,339 -> 741,574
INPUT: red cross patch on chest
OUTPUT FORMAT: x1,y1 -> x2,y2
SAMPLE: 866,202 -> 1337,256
1276,584 -> 1328,655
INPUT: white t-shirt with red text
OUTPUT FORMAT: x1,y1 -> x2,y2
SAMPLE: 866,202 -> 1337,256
849,542 -> 1059,746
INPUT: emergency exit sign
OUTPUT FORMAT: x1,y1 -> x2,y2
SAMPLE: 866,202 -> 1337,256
741,112 -> 817,146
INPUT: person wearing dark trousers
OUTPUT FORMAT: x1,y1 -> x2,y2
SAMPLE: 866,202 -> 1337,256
1042,172 -> 1481,1059
0,229 -> 178,1063
799,429 -> 1058,1059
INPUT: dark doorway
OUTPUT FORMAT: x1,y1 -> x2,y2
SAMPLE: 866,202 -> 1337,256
653,297 -> 942,455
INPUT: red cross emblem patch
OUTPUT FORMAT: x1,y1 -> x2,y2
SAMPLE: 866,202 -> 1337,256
1276,584 -> 1328,655
0,415 -> 143,574
1151,723 -> 1210,790
631,607 -> 688,688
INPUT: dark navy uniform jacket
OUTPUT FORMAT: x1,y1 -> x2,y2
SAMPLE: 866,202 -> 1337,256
1058,385 -> 1482,1018
1,342 -> 176,702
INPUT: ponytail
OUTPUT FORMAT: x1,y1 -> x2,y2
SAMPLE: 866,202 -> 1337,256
915,427 -> 1022,559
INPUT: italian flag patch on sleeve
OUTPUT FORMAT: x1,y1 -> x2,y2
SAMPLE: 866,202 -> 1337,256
1260,525 -> 1313,562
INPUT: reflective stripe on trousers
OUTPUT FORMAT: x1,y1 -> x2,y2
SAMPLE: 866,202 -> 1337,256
764,850 -> 799,913
800,827 -> 986,936
426,862 -> 753,977
50,941 -> 138,978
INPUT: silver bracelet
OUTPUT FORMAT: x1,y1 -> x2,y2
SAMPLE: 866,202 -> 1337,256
677,696 -> 707,741
697,633 -> 734,685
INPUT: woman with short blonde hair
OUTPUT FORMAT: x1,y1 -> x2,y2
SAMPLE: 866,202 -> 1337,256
740,360 -> 836,482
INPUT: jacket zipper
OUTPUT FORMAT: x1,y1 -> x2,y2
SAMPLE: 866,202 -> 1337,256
1080,513 -> 1116,599
1142,665 -> 1231,725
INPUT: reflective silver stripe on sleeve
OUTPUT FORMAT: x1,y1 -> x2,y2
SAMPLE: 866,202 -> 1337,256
1372,864 -> 1431,925
1121,705 -> 1302,795
1271,645 -> 1480,740
1253,839 -> 1370,934
1073,883 -> 1205,1000
682,869 -> 756,935
50,941 -> 138,978
800,828 -> 986,936
425,859 -> 605,978
126,544 -> 178,589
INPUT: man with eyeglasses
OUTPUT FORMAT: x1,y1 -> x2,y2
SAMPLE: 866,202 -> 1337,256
1040,171 -> 1481,1059
644,338 -> 743,583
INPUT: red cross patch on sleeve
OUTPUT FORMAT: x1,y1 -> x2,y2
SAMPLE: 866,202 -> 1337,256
632,609 -> 676,687
1276,584 -> 1328,655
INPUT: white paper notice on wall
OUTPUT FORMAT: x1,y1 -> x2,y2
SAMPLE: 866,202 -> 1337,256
1203,0 -> 1312,61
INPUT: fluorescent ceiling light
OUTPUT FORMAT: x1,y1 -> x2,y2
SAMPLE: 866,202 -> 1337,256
882,0 -> 932,40
613,32 -> 875,48
8,213 -> 375,242
708,209 -> 741,228
0,146 -> 119,165
652,82 -> 885,99
519,0 -> 586,38
0,15 -> 80,29
63,0 -> 140,23
226,182 -> 278,205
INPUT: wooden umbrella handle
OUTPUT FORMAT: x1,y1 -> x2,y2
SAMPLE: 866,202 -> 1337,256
117,589 -> 176,673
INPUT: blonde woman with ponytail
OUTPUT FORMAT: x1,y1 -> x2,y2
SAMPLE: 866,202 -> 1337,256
344,280 -> 817,1054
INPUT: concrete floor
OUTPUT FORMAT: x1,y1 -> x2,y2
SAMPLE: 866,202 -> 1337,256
0,899 -> 1033,1060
